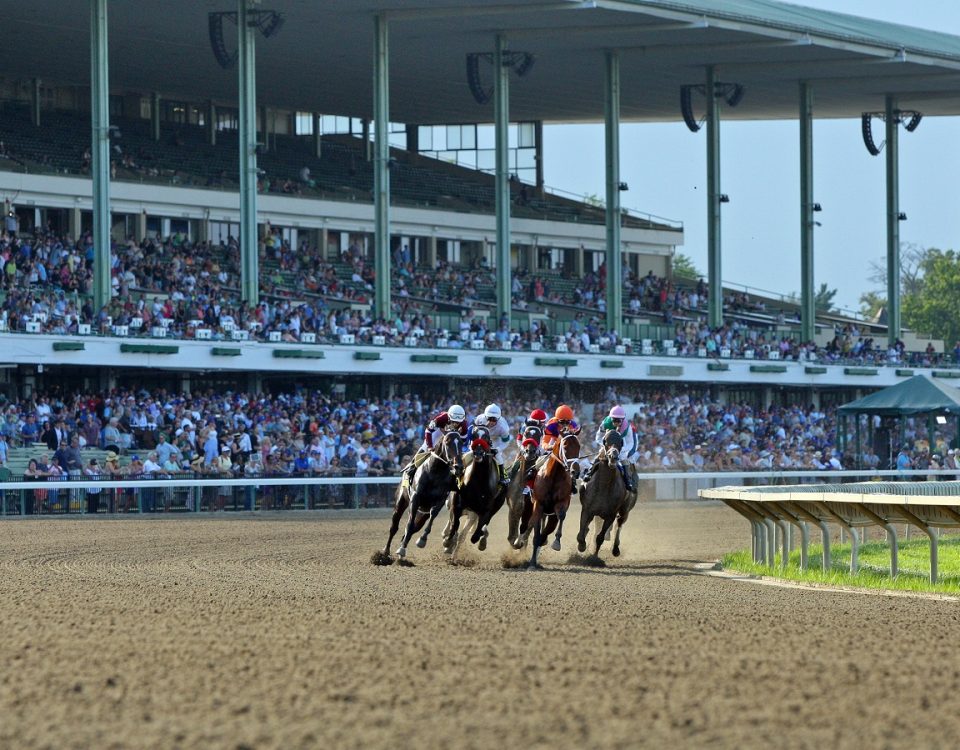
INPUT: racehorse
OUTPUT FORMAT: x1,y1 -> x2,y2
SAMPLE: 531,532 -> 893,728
527,432 -> 580,569
577,429 -> 635,557
442,426 -> 504,554
506,438 -> 539,549
378,431 -> 463,563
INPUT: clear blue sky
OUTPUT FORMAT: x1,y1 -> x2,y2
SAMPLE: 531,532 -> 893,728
543,0 -> 960,315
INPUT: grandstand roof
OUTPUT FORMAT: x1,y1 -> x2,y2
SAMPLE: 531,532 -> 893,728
11,0 -> 960,123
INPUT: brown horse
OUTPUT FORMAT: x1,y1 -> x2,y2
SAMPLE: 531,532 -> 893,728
377,431 -> 463,563
506,440 -> 539,549
527,433 -> 580,569
577,431 -> 634,557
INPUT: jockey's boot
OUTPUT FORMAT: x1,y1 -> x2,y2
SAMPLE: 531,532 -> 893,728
618,462 -> 636,492
498,463 -> 510,487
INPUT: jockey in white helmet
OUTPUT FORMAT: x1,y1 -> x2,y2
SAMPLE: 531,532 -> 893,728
466,403 -> 512,486
404,403 -> 468,482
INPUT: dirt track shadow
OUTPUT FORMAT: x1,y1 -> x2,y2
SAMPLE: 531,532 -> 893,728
507,561 -> 699,578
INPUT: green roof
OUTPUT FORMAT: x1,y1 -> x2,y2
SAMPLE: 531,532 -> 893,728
838,375 -> 960,416
630,0 -> 960,62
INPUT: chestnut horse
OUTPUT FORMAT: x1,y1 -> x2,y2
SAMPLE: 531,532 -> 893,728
527,432 -> 581,569
506,439 -> 539,549
380,431 -> 463,562
442,426 -> 504,554
577,430 -> 633,557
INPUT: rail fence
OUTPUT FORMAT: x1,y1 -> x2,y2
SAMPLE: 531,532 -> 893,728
0,467 -> 956,517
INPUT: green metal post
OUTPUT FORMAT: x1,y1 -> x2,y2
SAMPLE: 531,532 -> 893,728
855,416 -> 862,470
885,94 -> 900,346
604,50 -> 622,336
90,0 -> 111,313
494,34 -> 512,331
31,78 -> 41,127
799,81 -> 815,343
373,14 -> 392,321
706,66 -> 722,329
151,91 -> 161,142
238,0 -> 259,306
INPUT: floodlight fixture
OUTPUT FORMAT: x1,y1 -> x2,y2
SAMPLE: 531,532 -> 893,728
254,10 -> 284,38
903,111 -> 923,132
861,113 -> 882,156
898,212 -> 908,221
618,182 -> 629,192
719,194 -> 730,204
862,109 -> 923,155
812,203 -> 822,212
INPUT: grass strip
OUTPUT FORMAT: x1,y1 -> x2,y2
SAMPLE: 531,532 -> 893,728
722,535 -> 960,596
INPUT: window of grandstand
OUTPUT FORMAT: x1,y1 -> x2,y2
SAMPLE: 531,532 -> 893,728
216,109 -> 238,131
161,101 -> 189,124
418,122 -> 537,184
209,221 -> 239,245
294,112 -> 314,135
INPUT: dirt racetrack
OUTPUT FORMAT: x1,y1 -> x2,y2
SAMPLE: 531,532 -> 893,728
2,500 -> 960,749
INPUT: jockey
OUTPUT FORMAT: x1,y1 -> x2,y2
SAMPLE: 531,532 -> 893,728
524,404 -> 582,496
466,403 -> 512,486
403,403 -> 467,482
516,408 -> 548,450
581,404 -> 637,492
508,408 -> 547,484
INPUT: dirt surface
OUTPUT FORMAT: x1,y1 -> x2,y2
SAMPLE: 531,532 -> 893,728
2,501 -> 959,749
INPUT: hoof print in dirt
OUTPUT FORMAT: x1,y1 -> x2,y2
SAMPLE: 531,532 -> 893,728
446,555 -> 478,568
500,553 -> 528,569
568,553 -> 606,568
396,558 -> 416,567
370,551 -> 394,566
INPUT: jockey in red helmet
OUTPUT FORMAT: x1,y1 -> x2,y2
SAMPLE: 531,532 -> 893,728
509,408 -> 548,484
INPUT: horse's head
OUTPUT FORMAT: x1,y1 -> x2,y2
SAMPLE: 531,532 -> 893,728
470,426 -> 492,462
437,430 -> 464,478
520,438 -> 539,465
602,430 -> 622,466
559,433 -> 581,478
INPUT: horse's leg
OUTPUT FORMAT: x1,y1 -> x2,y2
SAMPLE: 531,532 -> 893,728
551,499 -> 569,551
595,515 -> 615,556
613,505 -> 631,557
577,498 -> 592,553
443,494 -> 464,553
473,489 -> 506,547
516,495 -> 534,549
383,490 -> 409,555
527,506 -> 544,569
396,497 -> 420,558
416,496 -> 445,548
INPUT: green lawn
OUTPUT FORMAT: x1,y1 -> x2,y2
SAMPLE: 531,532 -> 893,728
722,534 -> 960,596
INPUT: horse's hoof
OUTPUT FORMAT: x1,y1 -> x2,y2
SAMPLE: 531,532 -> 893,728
612,546 -> 621,557
551,539 -> 562,552
577,540 -> 586,553
478,536 -> 488,552
443,546 -> 453,556
527,563 -> 543,571
396,546 -> 407,558
416,536 -> 427,549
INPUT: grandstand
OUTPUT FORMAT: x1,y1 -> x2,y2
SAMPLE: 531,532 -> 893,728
0,0 -> 958,444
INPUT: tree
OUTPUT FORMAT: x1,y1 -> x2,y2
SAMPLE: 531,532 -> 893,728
672,252 -> 703,280
867,242 -> 931,299
858,290 -> 886,322
814,283 -> 837,313
901,249 -> 960,346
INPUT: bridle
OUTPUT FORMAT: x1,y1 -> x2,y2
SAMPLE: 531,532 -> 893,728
431,430 -> 463,476
550,432 -> 580,472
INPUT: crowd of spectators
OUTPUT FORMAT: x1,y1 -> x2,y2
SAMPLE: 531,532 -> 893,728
1,225 -> 958,368
1,384 -> 955,481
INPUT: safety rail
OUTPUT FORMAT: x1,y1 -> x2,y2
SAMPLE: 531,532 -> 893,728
0,474 -> 400,516
700,471 -> 960,583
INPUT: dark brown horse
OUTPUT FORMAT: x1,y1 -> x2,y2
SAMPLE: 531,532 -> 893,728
577,430 -> 633,557
378,431 -> 463,563
527,433 -> 580,569
506,439 -> 539,549
442,426 -> 504,554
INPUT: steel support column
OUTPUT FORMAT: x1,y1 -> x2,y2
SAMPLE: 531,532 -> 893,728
31,78 -> 41,127
238,0 -> 259,305
885,94 -> 900,346
706,66 -> 723,328
604,50 -> 622,336
494,34 -> 512,330
373,14 -> 391,321
799,81 -> 815,343
151,91 -> 161,142
90,0 -> 111,313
